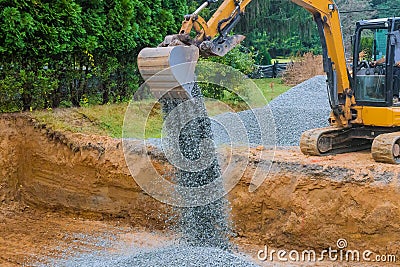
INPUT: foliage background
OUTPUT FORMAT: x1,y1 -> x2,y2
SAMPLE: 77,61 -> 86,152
0,0 -> 187,111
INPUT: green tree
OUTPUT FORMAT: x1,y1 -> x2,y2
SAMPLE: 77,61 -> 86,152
199,46 -> 255,101
236,0 -> 321,60
0,0 -> 188,111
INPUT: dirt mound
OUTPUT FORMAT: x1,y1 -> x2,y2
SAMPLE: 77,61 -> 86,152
282,52 -> 325,85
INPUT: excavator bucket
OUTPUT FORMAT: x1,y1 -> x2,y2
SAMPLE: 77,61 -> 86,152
137,46 -> 199,100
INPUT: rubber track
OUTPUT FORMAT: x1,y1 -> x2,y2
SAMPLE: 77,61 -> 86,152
371,132 -> 400,164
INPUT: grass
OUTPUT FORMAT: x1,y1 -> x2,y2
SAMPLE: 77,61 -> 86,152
252,78 -> 291,101
33,105 -> 127,138
32,101 -> 163,139
32,78 -> 291,139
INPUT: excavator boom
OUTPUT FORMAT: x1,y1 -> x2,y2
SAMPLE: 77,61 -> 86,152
137,1 -> 400,164
137,0 -> 352,125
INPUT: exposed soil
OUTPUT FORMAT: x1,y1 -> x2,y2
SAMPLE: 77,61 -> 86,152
0,204 -> 121,266
1,113 -> 400,266
0,114 -> 173,226
0,202 -> 179,266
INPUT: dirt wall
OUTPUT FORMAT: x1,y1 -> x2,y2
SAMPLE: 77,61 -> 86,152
0,114 -> 171,229
0,116 -> 22,204
230,149 -> 400,255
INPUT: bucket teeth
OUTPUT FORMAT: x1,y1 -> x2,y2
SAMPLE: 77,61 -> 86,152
137,46 -> 199,100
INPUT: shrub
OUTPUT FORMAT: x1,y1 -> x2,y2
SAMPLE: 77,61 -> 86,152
282,52 -> 324,85
199,45 -> 255,102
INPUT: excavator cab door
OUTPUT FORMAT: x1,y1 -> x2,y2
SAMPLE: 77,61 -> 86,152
353,24 -> 388,106
353,19 -> 400,107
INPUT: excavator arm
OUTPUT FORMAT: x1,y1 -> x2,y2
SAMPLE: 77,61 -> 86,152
137,0 -> 353,126
137,0 -> 255,100
292,0 -> 354,126
161,0 -> 252,57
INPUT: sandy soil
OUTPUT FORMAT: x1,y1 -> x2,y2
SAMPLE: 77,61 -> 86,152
0,204 -> 389,266
0,204 -> 123,266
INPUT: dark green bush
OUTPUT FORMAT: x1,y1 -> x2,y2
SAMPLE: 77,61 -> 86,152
0,0 -> 186,112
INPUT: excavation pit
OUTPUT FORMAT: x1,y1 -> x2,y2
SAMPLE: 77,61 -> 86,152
1,114 -> 399,266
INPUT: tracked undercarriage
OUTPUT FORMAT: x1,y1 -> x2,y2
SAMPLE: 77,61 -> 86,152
300,126 -> 400,164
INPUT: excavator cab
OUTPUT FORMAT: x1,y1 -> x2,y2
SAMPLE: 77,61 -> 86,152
300,17 -> 400,164
353,18 -> 400,107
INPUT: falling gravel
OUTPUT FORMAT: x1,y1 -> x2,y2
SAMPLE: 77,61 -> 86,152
41,84 -> 252,266
159,83 -> 232,249
211,75 -> 330,146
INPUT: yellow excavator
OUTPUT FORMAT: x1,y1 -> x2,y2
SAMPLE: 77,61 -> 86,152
138,0 -> 400,164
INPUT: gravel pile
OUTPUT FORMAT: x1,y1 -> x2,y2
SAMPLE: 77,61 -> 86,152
211,75 -> 330,146
44,245 -> 259,267
116,246 -> 259,267
211,106 -> 275,147
269,75 -> 330,146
